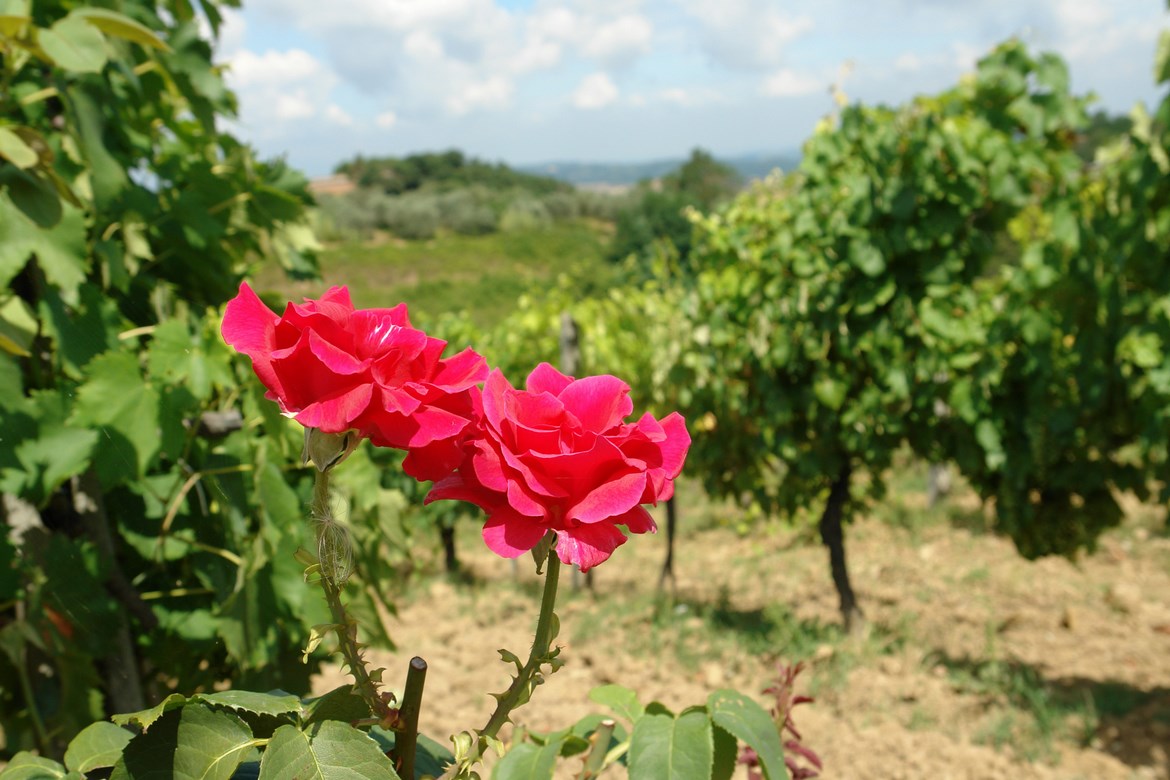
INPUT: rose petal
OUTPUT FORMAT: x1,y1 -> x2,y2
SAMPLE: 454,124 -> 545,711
526,362 -> 573,396
483,511 -> 551,558
434,347 -> 490,389
294,384 -> 374,432
556,523 -> 627,572
557,375 -> 633,433
568,471 -> 647,523
613,505 -> 657,534
221,283 -> 283,395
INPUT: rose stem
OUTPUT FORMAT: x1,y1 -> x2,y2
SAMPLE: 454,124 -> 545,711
579,718 -> 615,779
312,469 -> 390,722
480,543 -> 562,741
394,656 -> 428,778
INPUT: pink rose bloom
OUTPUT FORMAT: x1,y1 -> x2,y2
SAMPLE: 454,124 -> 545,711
221,283 -> 487,481
426,363 -> 690,571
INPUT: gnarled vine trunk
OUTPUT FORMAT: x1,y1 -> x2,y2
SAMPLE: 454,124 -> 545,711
819,462 -> 864,633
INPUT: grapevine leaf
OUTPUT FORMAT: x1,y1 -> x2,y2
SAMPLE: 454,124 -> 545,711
38,13 -> 108,73
73,8 -> 170,51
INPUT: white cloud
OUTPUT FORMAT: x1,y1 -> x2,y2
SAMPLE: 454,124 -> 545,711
573,72 -> 619,109
324,104 -> 354,126
894,53 -> 921,73
762,68 -> 821,98
375,110 -> 398,129
229,48 -> 326,88
447,76 -> 514,115
685,0 -> 813,70
657,86 -> 724,108
274,91 -> 315,120
581,14 -> 653,68
225,47 -> 340,134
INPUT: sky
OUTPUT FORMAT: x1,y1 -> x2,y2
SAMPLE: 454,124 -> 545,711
216,0 -> 1170,177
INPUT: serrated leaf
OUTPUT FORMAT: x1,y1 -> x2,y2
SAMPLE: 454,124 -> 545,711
64,721 -> 133,774
588,684 -> 644,724
112,704 -> 255,780
38,13 -> 108,73
708,690 -> 788,780
627,709 -> 713,780
0,193 -> 87,298
191,690 -> 301,719
258,722 -> 400,779
0,751 -> 68,779
72,8 -> 170,51
71,349 -> 160,485
111,693 -> 187,731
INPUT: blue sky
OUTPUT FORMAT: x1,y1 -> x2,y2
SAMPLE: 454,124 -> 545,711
216,0 -> 1170,177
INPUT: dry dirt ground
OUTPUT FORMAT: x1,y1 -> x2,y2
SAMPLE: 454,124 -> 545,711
314,479 -> 1170,779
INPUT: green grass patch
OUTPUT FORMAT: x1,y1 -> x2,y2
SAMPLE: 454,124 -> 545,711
255,220 -> 616,330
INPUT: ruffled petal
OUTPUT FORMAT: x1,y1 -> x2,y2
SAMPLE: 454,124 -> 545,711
567,471 -> 647,523
294,384 -> 374,432
558,375 -> 633,433
555,523 -> 627,572
483,510 -> 551,558
221,283 -> 283,395
526,362 -> 573,396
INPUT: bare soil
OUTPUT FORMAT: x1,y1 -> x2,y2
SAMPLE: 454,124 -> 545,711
314,481 -> 1170,779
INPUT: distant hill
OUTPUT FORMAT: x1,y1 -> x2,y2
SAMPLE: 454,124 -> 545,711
521,152 -> 801,188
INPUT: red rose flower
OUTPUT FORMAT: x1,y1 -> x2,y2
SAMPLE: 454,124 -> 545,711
221,283 -> 488,481
426,363 -> 690,571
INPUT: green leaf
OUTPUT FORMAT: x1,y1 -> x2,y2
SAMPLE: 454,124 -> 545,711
0,126 -> 38,169
111,693 -> 187,731
708,689 -> 788,780
64,721 -> 133,774
258,722 -> 401,779
71,349 -> 161,485
710,725 -> 737,780
73,8 -> 170,51
112,704 -> 254,780
627,708 -> 713,780
0,294 -> 37,358
66,88 -> 129,208
588,684 -> 645,724
1156,30 -> 1170,84
491,736 -> 563,780
173,705 -> 255,780
849,240 -> 886,277
38,13 -> 108,73
975,419 -> 1006,471
0,166 -> 62,228
301,683 -> 367,728
0,193 -> 87,297
813,377 -> 847,411
191,690 -> 302,719
12,390 -> 98,503
0,751 -> 68,779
